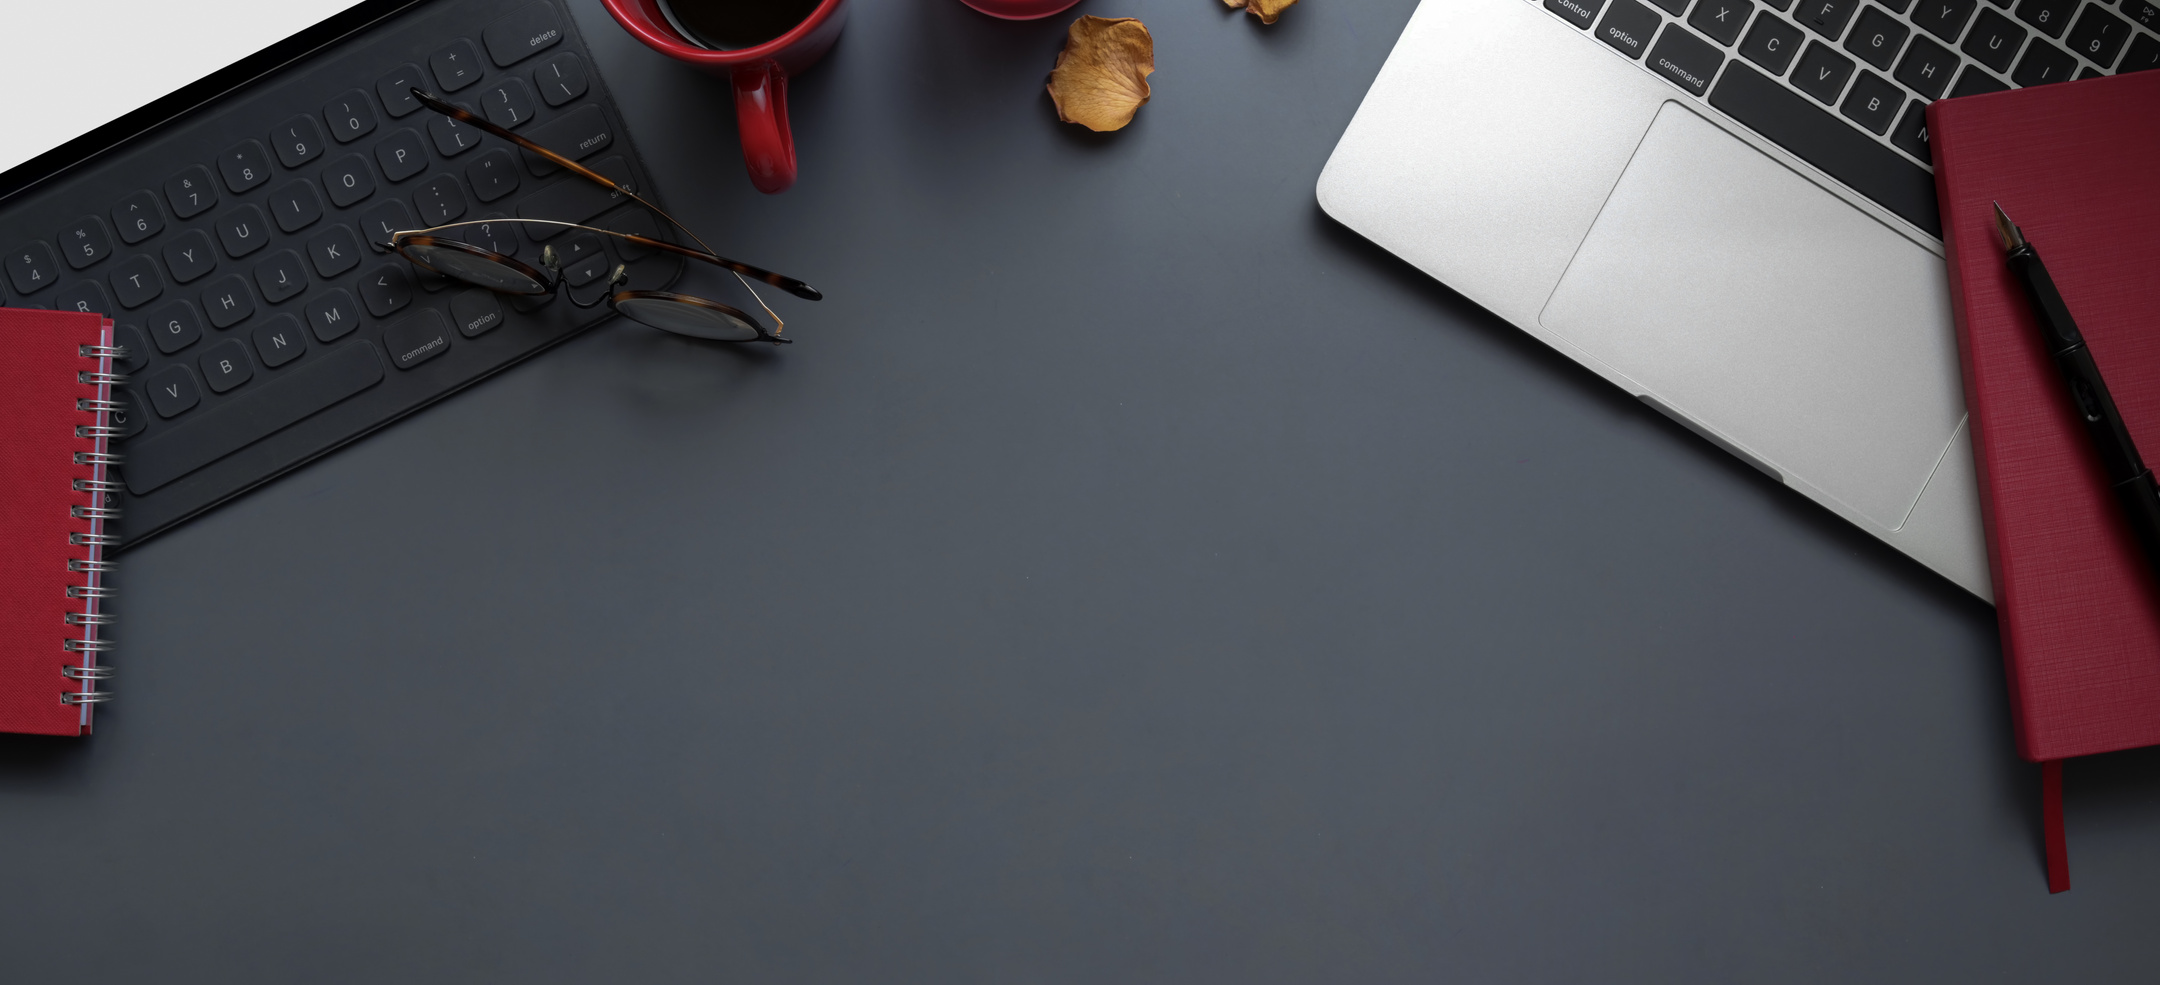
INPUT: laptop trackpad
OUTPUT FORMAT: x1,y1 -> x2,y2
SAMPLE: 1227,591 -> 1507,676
1539,102 -> 1965,529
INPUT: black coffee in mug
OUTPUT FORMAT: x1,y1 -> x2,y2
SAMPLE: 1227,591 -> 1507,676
659,0 -> 825,50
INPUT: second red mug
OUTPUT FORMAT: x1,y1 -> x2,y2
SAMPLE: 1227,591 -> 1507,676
600,0 -> 847,194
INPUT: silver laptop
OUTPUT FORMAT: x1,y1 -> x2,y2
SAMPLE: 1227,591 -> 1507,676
1321,0 -> 2155,599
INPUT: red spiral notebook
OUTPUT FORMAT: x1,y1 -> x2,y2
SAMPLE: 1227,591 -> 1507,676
1929,70 -> 2160,893
0,307 -> 120,735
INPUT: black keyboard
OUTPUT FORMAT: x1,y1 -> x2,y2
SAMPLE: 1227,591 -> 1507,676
0,0 -> 681,546
1539,0 -> 2160,236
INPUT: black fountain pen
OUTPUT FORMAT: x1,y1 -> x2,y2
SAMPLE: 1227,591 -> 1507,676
1995,202 -> 2160,579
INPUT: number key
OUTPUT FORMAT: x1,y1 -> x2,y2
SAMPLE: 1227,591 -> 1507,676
164,165 -> 219,219
2014,0 -> 2077,36
271,115 -> 327,168
111,191 -> 166,245
6,241 -> 59,294
325,89 -> 379,143
57,216 -> 113,269
2064,4 -> 2131,67
219,140 -> 273,194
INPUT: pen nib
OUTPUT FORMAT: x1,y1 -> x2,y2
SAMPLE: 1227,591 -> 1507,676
1993,201 -> 2026,251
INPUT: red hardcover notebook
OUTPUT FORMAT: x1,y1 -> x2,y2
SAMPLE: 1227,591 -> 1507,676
1929,71 -> 2160,892
0,307 -> 119,735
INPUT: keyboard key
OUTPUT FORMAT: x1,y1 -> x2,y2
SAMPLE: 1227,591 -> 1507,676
465,214 -> 521,255
57,216 -> 113,270
144,365 -> 201,418
7,241 -> 60,294
487,1 -> 567,66
516,156 -> 636,237
107,387 -> 148,439
305,289 -> 363,342
359,199 -> 417,251
383,309 -> 453,370
2126,33 -> 2160,71
1839,70 -> 1903,132
1547,0 -> 1608,26
598,209 -> 661,260
110,191 -> 165,245
161,230 -> 218,284
163,165 -> 219,219
200,276 -> 256,329
1962,9 -> 2028,71
2077,65 -> 2103,78
1598,0 -> 1658,58
432,39 -> 487,92
123,341 -> 386,495
1691,0 -> 1757,44
2014,0 -> 2077,34
112,325 -> 151,371
307,225 -> 364,279
562,244 -> 615,288
2065,4 -> 2132,66
1761,0 -> 1795,10
533,51 -> 589,107
214,204 -> 272,258
414,174 -> 470,226
324,89 -> 379,143
54,281 -> 112,315
374,128 -> 431,182
1894,34 -> 1961,95
451,288 -> 504,337
1648,0 -> 1688,15
523,104 -> 614,174
376,64 -> 427,117
144,299 -> 203,353
1708,62 -> 1941,233
198,339 -> 253,393
253,250 -> 309,304
466,149 -> 522,203
1795,0 -> 1861,37
426,112 -> 485,157
322,154 -> 378,208
268,179 -> 325,233
1880,0 -> 1914,11
2011,35 -> 2078,82
251,314 -> 307,368
108,254 -> 163,308
1649,24 -> 1727,92
480,78 -> 538,128
270,115 -> 326,168
2129,0 -> 2159,30
1948,63 -> 2013,92
1843,6 -> 1913,67
359,263 -> 414,316
1793,39 -> 1859,99
217,140 -> 273,194
1912,0 -> 1979,39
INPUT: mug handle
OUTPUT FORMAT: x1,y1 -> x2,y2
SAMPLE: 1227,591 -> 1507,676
732,63 -> 797,194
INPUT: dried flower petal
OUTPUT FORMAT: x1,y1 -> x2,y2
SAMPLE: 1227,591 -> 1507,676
1222,0 -> 1300,24
1047,16 -> 1155,132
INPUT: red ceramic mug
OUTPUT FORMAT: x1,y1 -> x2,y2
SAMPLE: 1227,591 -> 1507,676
599,0 -> 847,194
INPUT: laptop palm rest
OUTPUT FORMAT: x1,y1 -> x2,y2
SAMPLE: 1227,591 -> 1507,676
1539,101 -> 1965,530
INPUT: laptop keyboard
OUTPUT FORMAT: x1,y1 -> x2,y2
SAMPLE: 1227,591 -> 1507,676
1538,0 -> 2160,235
0,0 -> 682,545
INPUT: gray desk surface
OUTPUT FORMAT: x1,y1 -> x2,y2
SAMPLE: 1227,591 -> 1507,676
8,0 -> 2160,979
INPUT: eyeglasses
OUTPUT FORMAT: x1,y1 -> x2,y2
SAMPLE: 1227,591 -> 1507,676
390,88 -> 821,344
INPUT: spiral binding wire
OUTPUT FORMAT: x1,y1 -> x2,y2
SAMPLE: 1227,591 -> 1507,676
63,340 -> 127,710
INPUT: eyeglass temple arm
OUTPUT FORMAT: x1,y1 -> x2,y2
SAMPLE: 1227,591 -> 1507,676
409,88 -> 820,300
391,219 -> 822,300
